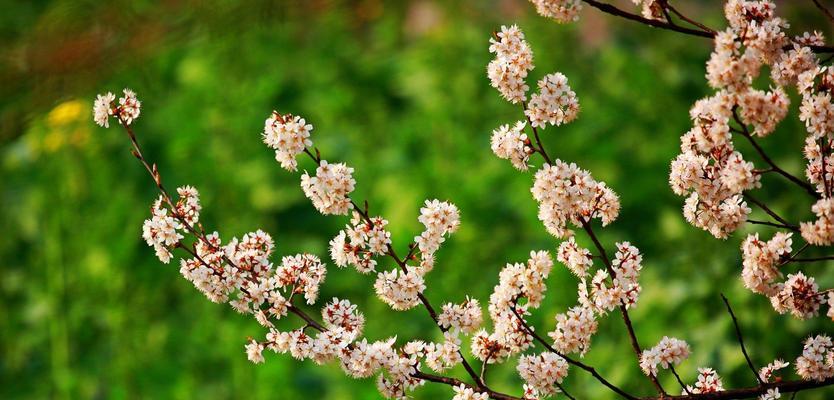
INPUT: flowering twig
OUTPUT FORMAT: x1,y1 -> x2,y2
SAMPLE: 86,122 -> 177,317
508,305 -> 639,400
580,219 -> 668,396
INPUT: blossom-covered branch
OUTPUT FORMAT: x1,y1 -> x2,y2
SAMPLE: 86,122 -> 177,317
92,1 -> 834,399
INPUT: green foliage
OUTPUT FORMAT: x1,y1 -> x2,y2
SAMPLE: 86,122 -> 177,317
2,1 -> 833,399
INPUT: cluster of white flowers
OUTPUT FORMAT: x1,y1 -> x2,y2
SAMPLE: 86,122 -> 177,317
470,329 -> 510,364
93,88 -> 142,128
586,242 -> 643,313
374,267 -> 426,311
488,25 -> 534,104
740,232 -> 791,295
556,236 -> 592,277
759,359 -> 790,383
633,0 -> 665,21
639,336 -> 690,376
684,368 -> 724,394
415,199 -> 460,269
300,161 -> 356,215
517,352 -> 569,397
531,160 -> 620,238
484,251 -> 553,359
528,0 -> 582,23
330,212 -> 392,273
801,197 -> 834,246
795,335 -> 834,381
438,298 -> 483,334
262,111 -> 313,171
452,384 -> 488,400
274,254 -> 327,306
525,73 -> 579,129
547,305 -> 597,356
770,272 -> 823,320
669,1 -> 832,239
425,331 -> 464,372
669,92 -> 756,238
491,121 -> 533,170
322,298 -> 365,338
142,196 -> 185,264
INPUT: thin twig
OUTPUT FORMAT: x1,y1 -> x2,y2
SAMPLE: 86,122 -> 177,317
744,194 -> 799,232
731,108 -> 820,199
671,365 -> 692,395
721,294 -> 764,386
812,0 -> 834,24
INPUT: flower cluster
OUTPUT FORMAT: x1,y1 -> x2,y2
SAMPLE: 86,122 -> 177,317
668,92 -> 756,238
640,336 -> 691,376
262,111 -> 313,171
547,304 -> 597,356
517,352 -> 569,396
415,199 -> 461,269
484,251 -> 554,359
330,212 -> 392,273
795,335 -> 834,381
525,73 -> 579,129
142,195 -> 185,264
531,160 -> 620,238
800,197 -> 834,246
488,25 -> 534,104
740,232 -> 791,295
684,368 -> 725,394
273,254 -> 327,305
438,298 -> 483,334
374,267 -> 426,311
759,359 -> 790,383
556,236 -> 592,277
491,121 -> 533,170
300,161 -> 356,215
452,384 -> 488,400
770,272 -> 823,320
528,0 -> 582,23
589,242 -> 643,311
669,1 -> 828,239
93,88 -> 141,127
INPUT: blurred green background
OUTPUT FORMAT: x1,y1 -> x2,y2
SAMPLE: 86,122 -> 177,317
3,1 -> 834,399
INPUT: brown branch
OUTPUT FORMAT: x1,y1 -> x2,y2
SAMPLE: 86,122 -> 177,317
521,101 -> 553,164
582,0 -> 712,38
640,377 -> 834,399
746,219 -> 796,231
670,365 -> 692,395
812,0 -> 834,24
791,255 -> 834,262
720,294 -> 764,386
743,194 -> 799,232
663,1 -> 716,34
580,0 -> 834,53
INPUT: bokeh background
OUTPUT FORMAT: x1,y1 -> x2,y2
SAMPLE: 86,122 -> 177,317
3,1 -> 834,399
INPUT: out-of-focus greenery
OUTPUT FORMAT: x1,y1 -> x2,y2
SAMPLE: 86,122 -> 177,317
3,1 -> 834,399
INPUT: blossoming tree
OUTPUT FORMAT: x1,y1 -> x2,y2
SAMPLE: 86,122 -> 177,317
93,1 -> 834,399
